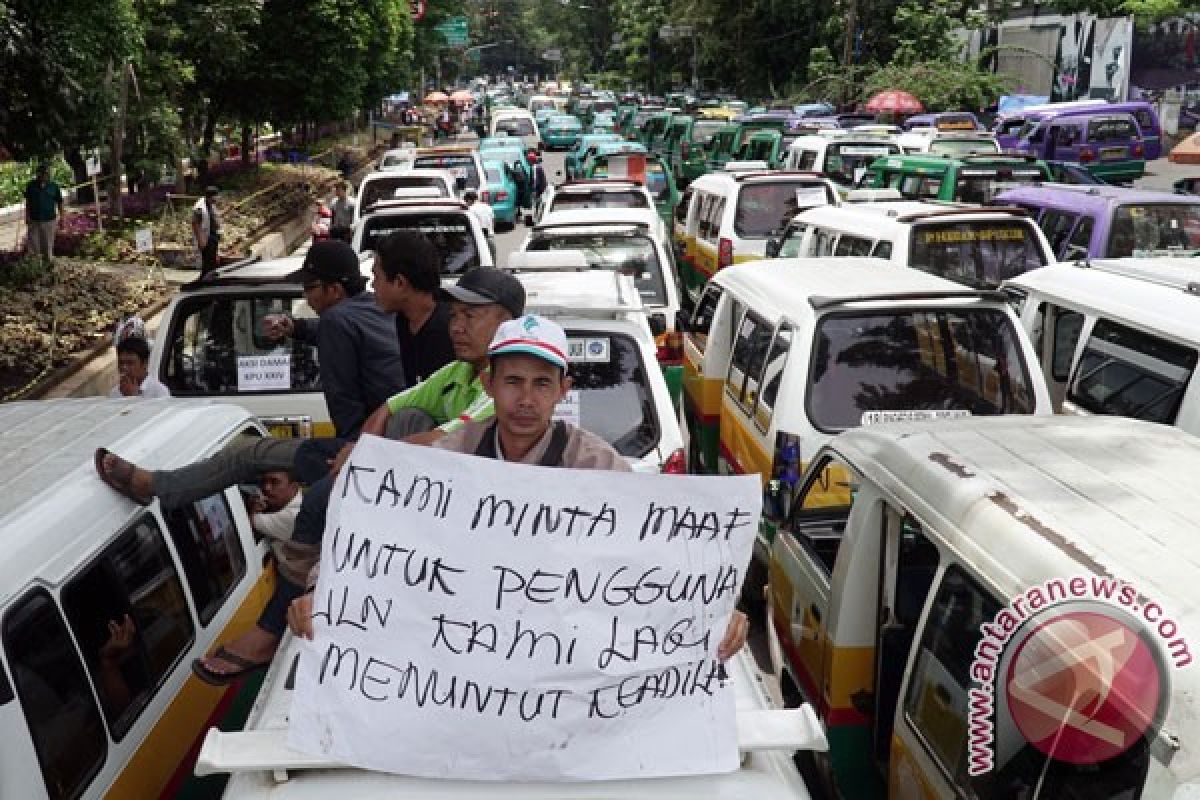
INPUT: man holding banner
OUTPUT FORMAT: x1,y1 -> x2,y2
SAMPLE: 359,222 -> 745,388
285,313 -> 756,782
288,314 -> 748,655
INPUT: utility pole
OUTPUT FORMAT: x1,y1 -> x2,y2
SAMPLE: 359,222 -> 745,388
109,59 -> 130,219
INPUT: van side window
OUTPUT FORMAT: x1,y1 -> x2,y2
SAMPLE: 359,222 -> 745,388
899,175 -> 922,198
1067,318 -> 1198,424
1064,215 -> 1093,259
754,325 -> 793,431
727,311 -> 773,410
918,177 -> 942,199
785,455 -> 857,573
779,225 -> 807,258
1134,109 -> 1157,133
689,285 -> 723,346
797,150 -> 818,170
164,492 -> 248,625
903,565 -> 1001,784
675,187 -> 692,224
4,589 -> 108,800
812,229 -> 836,256
834,235 -> 874,256
707,198 -> 726,244
1051,308 -> 1084,381
1039,211 -> 1078,255
61,516 -> 194,738
163,294 -> 322,396
870,240 -> 893,260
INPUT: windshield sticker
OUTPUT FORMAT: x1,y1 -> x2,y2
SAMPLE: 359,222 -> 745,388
795,186 -> 828,208
860,409 -> 971,425
552,389 -> 582,427
840,146 -> 891,157
937,119 -> 977,131
567,337 -> 611,363
921,228 -> 1027,244
237,354 -> 291,392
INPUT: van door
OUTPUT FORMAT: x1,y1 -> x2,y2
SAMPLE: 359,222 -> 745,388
682,283 -> 730,473
769,453 -> 859,713
1027,301 -> 1086,411
719,308 -> 774,479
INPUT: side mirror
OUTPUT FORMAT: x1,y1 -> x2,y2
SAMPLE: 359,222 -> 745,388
763,431 -> 803,524
765,238 -> 781,258
648,313 -> 668,337
674,308 -> 691,334
455,176 -> 468,191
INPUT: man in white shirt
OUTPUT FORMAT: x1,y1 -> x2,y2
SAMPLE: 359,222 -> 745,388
192,469 -> 316,685
108,336 -> 170,398
463,189 -> 496,262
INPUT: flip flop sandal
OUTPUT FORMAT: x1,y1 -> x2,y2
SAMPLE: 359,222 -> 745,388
94,448 -> 152,507
191,646 -> 270,687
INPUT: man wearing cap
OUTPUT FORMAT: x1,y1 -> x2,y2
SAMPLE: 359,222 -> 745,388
289,314 -> 751,657
192,186 -> 221,275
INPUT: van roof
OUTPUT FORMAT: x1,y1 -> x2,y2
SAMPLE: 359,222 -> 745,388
833,414 -> 1200,781
181,254 -> 307,290
535,207 -> 660,229
0,399 -> 255,606
712,257 -> 989,324
995,184 -> 1199,211
1006,258 -> 1200,343
792,200 -> 1026,230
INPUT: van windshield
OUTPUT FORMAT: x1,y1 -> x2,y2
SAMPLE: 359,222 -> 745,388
952,167 -> 1045,204
808,308 -> 1036,430
495,118 -> 536,137
1107,203 -> 1200,256
549,189 -> 651,213
412,154 -> 481,188
563,330 -> 659,458
736,181 -> 836,237
929,137 -> 1000,156
909,220 -> 1048,287
825,142 -> 898,185
525,232 -> 667,306
359,213 -> 481,275
692,121 -> 725,144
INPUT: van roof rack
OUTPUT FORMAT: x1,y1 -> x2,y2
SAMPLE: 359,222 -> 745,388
894,205 -> 1029,223
1082,259 -> 1200,296
194,708 -> 828,781
731,169 -> 827,182
180,254 -> 265,290
809,288 -> 1008,310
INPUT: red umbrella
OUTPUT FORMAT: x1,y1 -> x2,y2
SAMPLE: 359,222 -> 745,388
865,90 -> 924,114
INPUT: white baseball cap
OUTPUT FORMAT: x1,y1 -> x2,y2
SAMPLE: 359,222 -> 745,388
487,314 -> 569,371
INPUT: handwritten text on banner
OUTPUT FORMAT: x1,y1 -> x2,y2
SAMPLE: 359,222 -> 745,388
288,435 -> 760,781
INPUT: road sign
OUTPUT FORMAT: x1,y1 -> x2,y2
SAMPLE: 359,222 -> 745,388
542,48 -> 562,61
86,154 -> 101,177
135,228 -> 153,253
436,16 -> 469,47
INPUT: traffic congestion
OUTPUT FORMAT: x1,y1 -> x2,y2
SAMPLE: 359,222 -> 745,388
7,75 -> 1200,800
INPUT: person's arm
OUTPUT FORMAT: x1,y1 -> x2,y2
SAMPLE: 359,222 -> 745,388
252,503 -> 300,541
436,391 -> 493,434
318,314 -> 366,439
291,316 -> 319,343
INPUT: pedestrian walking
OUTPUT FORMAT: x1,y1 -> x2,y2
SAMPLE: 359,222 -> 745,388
329,181 -> 355,243
24,164 -> 64,265
191,186 -> 221,275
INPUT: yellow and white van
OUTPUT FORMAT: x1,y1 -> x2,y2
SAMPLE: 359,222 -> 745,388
771,202 -> 1056,288
672,166 -> 839,305
1005,257 -> 1200,426
680,257 -> 1051,597
0,398 -> 275,800
148,256 -> 334,439
767,414 -> 1200,799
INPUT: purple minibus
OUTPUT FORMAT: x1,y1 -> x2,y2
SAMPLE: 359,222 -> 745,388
993,185 -> 1200,260
994,100 -> 1163,159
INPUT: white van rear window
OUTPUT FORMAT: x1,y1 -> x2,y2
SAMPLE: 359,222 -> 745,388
808,308 -> 1037,430
359,213 -> 481,275
565,330 -> 660,458
909,220 -> 1048,287
735,182 -> 836,237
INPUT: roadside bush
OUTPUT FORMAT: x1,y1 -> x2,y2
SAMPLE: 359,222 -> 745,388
0,158 -> 74,206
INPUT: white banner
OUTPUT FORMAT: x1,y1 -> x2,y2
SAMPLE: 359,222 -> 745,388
236,354 -> 291,391
289,436 -> 760,781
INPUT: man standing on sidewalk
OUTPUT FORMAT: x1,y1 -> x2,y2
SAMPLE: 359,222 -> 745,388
24,164 -> 64,265
191,185 -> 221,275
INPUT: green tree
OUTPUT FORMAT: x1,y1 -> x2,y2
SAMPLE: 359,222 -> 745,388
0,0 -> 139,160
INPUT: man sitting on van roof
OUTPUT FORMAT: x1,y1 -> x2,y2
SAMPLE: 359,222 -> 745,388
94,268 -> 524,551
287,314 -> 751,660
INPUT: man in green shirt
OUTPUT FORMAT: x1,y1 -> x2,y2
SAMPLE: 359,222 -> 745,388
24,164 -> 64,264
358,265 -> 525,443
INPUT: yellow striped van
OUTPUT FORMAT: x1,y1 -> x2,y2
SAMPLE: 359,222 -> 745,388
0,398 -> 274,800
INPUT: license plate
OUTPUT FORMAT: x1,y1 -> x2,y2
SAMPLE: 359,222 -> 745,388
1100,147 -> 1126,160
861,410 -> 971,425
